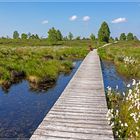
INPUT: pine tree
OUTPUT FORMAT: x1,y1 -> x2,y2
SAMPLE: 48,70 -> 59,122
98,22 -> 110,43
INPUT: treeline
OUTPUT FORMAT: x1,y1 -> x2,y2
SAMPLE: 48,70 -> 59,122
0,22 -> 139,46
0,29 -> 91,46
3,31 -> 40,40
1,29 -> 89,41
96,21 -> 139,43
119,32 -> 138,41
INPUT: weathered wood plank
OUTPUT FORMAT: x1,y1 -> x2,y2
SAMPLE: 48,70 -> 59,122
33,129 -> 113,140
36,125 -> 113,135
30,50 -> 113,140
40,121 -> 112,130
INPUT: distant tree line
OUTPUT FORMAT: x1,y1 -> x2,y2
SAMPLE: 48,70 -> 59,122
12,31 -> 40,40
119,32 -> 138,41
0,22 -> 139,46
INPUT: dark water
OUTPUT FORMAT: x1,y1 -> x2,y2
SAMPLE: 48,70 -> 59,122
0,60 -> 132,139
0,61 -> 82,139
101,60 -> 131,93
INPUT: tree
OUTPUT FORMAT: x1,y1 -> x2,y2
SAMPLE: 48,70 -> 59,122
48,27 -> 58,44
28,32 -> 31,38
56,30 -> 63,41
82,37 -> 86,40
109,37 -> 114,42
13,31 -> 19,39
90,33 -> 96,41
127,32 -> 134,41
98,21 -> 110,43
115,37 -> 118,41
21,33 -> 28,39
120,33 -> 126,41
35,34 -> 39,39
29,34 -> 34,39
134,36 -> 139,41
75,36 -> 81,40
63,36 -> 68,41
68,32 -> 73,40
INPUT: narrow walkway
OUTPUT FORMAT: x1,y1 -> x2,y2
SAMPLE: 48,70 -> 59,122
30,50 -> 114,140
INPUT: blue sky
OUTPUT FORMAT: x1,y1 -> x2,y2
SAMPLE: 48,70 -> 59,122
0,2 -> 140,38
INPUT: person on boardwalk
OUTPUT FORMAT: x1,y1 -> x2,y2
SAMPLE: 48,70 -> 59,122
88,44 -> 93,51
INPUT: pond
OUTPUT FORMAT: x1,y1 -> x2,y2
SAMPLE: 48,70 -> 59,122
0,59 -> 133,139
101,60 -> 131,93
0,60 -> 82,139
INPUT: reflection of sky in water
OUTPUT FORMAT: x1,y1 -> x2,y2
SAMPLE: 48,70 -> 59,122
0,61 -> 82,138
0,60 -> 135,138
101,60 -> 132,93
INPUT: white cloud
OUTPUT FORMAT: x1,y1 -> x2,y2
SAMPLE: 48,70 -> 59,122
111,18 -> 127,24
83,16 -> 90,21
69,15 -> 77,21
42,20 -> 49,24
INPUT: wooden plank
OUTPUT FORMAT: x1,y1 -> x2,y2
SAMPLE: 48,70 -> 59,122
33,129 -> 113,140
30,50 -> 113,140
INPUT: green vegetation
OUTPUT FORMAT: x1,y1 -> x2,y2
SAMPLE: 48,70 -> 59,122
13,31 -> 19,39
97,23 -> 140,139
0,46 -> 88,91
120,32 -> 137,41
98,41 -> 140,78
68,32 -> 74,40
21,33 -> 28,39
90,33 -> 96,41
106,80 -> 140,139
48,27 -> 63,45
0,38 -> 51,47
98,21 -> 110,43
120,33 -> 126,41
0,22 -> 138,92
127,32 -> 134,41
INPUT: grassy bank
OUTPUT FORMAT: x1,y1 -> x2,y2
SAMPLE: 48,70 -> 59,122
98,41 -> 140,138
98,41 -> 140,78
0,39 -> 103,91
0,45 -> 88,91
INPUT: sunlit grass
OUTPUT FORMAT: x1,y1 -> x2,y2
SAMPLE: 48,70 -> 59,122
98,41 -> 140,78
0,45 -> 88,90
106,80 -> 140,139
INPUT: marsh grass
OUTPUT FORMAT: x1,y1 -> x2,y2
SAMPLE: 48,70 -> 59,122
0,45 -> 88,90
98,41 -> 140,78
106,80 -> 140,139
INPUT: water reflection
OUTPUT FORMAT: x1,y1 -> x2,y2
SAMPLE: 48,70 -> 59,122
101,60 -> 131,93
0,61 -> 82,138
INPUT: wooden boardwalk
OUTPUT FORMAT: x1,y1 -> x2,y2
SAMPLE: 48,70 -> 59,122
30,50 -> 114,140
